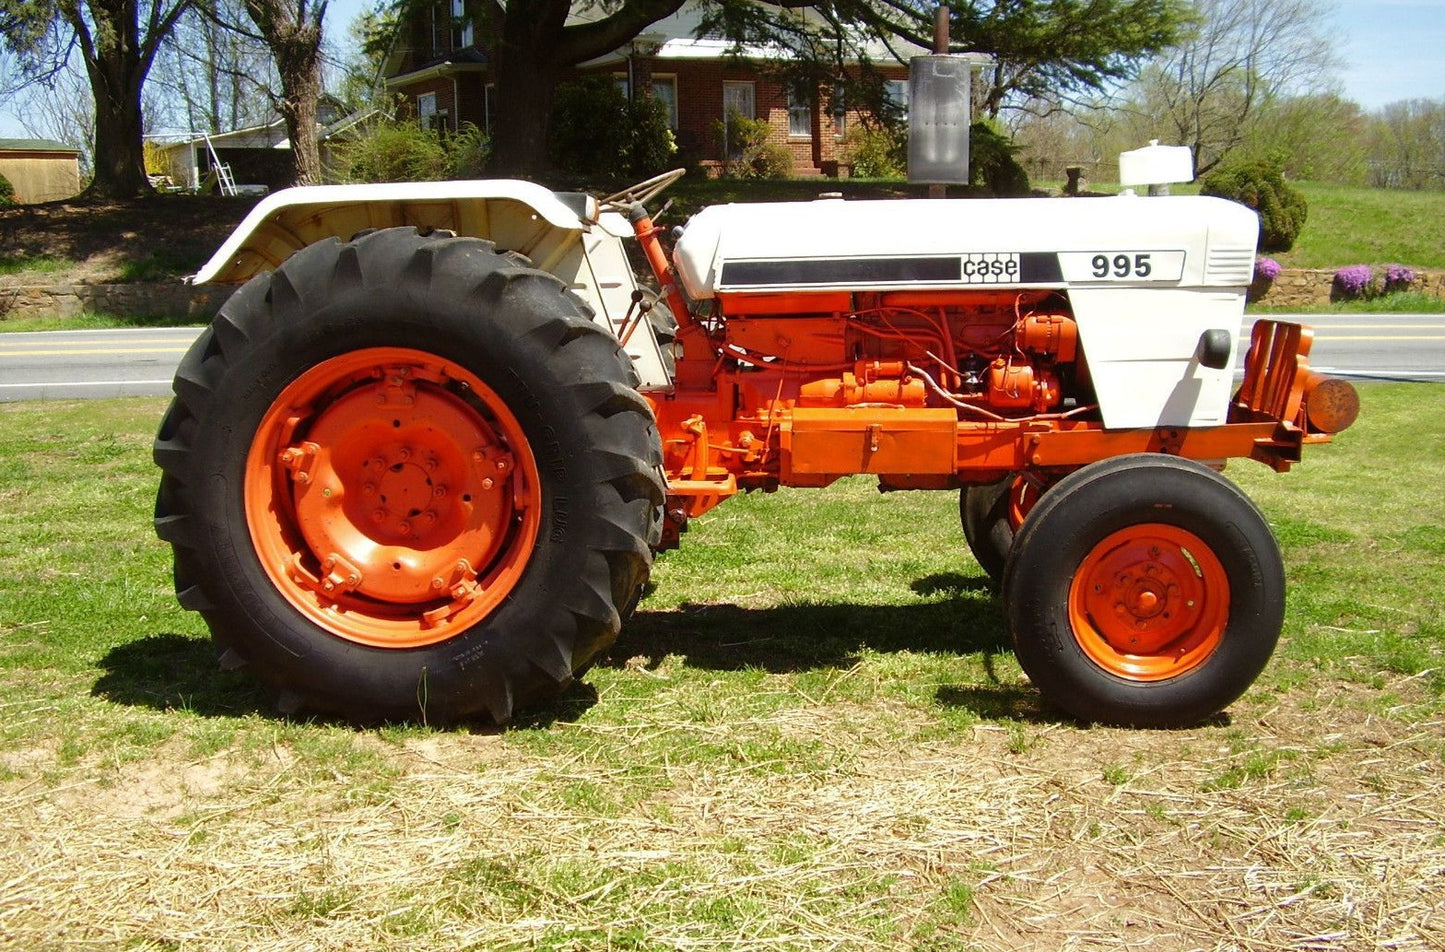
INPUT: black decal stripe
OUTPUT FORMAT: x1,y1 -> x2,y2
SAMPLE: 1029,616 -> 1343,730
1020,252 -> 1063,283
720,257 -> 961,287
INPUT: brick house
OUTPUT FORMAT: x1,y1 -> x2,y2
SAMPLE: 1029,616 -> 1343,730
382,1 -> 920,176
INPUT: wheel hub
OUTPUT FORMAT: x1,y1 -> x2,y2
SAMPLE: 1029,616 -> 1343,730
246,348 -> 541,648
1070,524 -> 1228,680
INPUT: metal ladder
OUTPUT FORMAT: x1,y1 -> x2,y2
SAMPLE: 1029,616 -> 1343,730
202,133 -> 238,196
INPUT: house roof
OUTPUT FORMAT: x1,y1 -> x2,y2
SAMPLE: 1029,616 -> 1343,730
152,103 -> 377,155
574,2 -> 928,69
0,138 -> 80,154
383,0 -> 929,84
385,47 -> 489,88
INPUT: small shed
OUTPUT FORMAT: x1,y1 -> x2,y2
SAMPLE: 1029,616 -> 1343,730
0,139 -> 82,203
153,100 -> 377,192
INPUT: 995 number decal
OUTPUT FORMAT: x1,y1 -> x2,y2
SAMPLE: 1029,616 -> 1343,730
1093,253 -> 1151,278
1059,250 -> 1185,283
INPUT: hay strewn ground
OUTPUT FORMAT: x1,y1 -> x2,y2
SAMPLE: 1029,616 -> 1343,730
2,680 -> 1440,950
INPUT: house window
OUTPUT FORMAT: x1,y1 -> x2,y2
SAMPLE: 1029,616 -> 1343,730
787,85 -> 811,138
451,0 -> 473,48
417,92 -> 438,130
832,83 -> 846,138
652,75 -> 678,129
722,82 -> 755,158
885,79 -> 909,120
722,81 -> 754,120
484,83 -> 496,136
429,1 -> 445,56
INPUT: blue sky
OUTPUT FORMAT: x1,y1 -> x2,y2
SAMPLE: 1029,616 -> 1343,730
2,0 -> 1442,140
1333,0 -> 1445,107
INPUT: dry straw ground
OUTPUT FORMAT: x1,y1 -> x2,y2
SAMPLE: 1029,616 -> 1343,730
3,683 -> 1440,950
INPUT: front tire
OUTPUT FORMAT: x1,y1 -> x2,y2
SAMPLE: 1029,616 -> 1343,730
154,228 -> 664,723
1002,455 -> 1284,727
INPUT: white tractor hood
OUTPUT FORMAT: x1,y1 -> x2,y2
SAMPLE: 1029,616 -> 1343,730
671,194 -> 1259,299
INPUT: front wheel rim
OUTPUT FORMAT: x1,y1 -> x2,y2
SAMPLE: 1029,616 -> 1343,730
245,347 -> 542,648
1068,524 -> 1229,681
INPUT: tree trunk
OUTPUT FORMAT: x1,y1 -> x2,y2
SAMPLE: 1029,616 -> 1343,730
243,0 -> 326,186
489,35 -> 563,177
87,86 -> 153,199
76,4 -> 158,199
275,36 -> 324,185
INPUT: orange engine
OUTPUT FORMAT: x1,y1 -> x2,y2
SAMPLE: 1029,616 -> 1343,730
717,288 -> 1081,418
649,287 -> 1088,528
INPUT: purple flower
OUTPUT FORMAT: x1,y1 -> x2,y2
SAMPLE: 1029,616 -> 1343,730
1385,263 -> 1416,288
1333,264 -> 1373,297
1255,257 -> 1281,281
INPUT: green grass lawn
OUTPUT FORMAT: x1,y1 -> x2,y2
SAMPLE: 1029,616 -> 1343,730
1280,183 -> 1445,270
0,389 -> 1441,949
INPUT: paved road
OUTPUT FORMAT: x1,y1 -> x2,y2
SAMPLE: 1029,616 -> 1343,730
1265,312 -> 1445,382
0,313 -> 1441,403
0,327 -> 202,402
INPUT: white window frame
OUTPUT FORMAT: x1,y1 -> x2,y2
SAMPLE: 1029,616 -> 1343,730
417,92 -> 438,130
722,81 -> 756,158
651,74 -> 678,130
722,81 -> 755,120
451,0 -> 473,48
885,79 -> 909,121
787,85 -> 811,138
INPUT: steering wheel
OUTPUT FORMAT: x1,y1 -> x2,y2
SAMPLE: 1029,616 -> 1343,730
598,168 -> 687,211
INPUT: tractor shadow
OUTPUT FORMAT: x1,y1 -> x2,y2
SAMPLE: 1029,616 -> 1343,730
595,570 -> 1049,722
611,571 -> 1008,674
93,571 -> 1044,726
93,633 -> 276,719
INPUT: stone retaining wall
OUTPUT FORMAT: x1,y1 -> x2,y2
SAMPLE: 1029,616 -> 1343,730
0,281 -> 234,322
1250,268 -> 1445,308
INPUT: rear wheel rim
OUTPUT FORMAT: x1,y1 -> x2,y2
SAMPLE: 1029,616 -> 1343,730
1006,476 -> 1040,530
1068,524 -> 1228,681
245,347 -> 542,648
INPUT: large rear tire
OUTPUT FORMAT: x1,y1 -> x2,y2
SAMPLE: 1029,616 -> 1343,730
154,228 -> 664,723
1002,455 -> 1284,727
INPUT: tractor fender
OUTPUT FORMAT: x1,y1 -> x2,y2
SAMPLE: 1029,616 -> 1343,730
194,180 -> 596,286
192,180 -> 676,393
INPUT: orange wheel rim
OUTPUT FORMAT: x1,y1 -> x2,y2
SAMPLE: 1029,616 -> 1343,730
1068,524 -> 1228,681
245,347 -> 541,648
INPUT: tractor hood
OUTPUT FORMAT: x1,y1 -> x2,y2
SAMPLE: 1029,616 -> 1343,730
671,194 -> 1259,299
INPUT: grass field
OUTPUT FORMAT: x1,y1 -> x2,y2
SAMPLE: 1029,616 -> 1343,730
0,388 -> 1441,950
1280,183 -> 1445,271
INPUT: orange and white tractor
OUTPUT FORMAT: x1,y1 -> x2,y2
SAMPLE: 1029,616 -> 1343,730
154,164 -> 1356,728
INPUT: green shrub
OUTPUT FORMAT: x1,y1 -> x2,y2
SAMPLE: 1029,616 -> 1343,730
549,76 -> 676,180
968,121 -> 1030,197
0,172 -> 18,207
842,124 -> 906,178
715,110 -> 792,180
335,119 -> 490,183
1200,160 -> 1308,252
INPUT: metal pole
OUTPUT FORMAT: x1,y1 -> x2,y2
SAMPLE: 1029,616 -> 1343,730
929,6 -> 950,199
